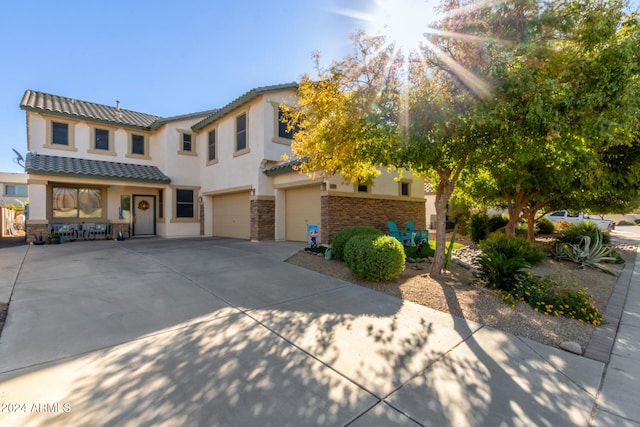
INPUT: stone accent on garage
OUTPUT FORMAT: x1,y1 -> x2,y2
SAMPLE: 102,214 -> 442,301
251,198 -> 275,241
321,195 -> 426,244
26,222 -> 49,243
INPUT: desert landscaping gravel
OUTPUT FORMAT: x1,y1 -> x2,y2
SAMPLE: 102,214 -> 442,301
287,238 -> 633,349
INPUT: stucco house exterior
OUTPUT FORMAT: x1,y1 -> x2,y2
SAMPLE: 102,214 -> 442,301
20,83 -> 427,244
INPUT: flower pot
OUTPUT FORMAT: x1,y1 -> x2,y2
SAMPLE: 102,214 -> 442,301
48,237 -> 61,244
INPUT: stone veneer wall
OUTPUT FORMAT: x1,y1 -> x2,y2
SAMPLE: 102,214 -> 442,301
112,223 -> 130,239
250,199 -> 275,241
26,222 -> 49,243
321,195 -> 426,244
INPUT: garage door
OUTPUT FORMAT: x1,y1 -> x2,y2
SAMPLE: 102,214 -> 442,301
212,192 -> 250,239
286,186 -> 321,242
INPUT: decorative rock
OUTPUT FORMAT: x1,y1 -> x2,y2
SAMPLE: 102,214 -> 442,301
560,341 -> 582,355
406,257 -> 416,263
455,282 -> 463,287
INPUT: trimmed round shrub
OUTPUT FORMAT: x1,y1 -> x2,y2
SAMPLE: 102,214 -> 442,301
535,217 -> 555,235
468,212 -> 489,244
331,226 -> 383,261
479,233 -> 545,265
344,234 -> 405,281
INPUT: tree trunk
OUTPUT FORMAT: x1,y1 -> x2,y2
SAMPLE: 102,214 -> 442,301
430,196 -> 449,279
526,210 -> 536,242
430,170 -> 458,279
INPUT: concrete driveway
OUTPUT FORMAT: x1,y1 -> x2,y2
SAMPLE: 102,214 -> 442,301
0,237 -> 611,426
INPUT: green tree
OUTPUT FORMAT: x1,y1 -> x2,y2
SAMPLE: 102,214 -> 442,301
463,0 -> 640,240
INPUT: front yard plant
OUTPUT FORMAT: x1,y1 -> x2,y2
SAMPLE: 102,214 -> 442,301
344,234 -> 405,281
500,274 -> 602,325
479,233 -> 545,265
552,230 -> 618,274
331,226 -> 383,261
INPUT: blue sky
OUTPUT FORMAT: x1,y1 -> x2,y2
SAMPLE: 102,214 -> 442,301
1,0 -> 637,174
0,0 -> 372,173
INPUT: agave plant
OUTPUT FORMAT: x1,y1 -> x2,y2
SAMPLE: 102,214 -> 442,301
552,230 -> 617,275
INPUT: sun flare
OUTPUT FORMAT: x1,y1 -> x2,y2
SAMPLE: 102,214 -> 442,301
335,0 -> 442,56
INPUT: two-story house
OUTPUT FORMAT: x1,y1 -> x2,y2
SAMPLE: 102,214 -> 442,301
21,83 -> 427,244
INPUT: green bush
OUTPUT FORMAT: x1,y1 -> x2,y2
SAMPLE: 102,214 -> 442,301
488,215 -> 509,232
479,233 -> 545,265
499,275 -> 602,325
448,196 -> 472,236
344,234 -> 405,281
331,226 -> 383,261
475,250 -> 531,291
535,217 -> 555,235
557,221 -> 611,245
468,212 -> 489,244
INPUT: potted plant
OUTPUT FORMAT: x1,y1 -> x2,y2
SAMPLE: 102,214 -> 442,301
48,232 -> 61,244
33,232 -> 46,245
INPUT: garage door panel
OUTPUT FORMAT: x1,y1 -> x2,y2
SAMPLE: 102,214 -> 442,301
212,192 -> 250,239
286,186 -> 321,242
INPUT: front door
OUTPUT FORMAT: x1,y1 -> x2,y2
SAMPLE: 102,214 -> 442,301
133,195 -> 155,236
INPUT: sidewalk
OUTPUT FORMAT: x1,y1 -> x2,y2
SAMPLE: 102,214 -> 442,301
590,237 -> 640,426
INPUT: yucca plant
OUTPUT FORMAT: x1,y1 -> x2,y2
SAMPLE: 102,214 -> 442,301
552,230 -> 617,274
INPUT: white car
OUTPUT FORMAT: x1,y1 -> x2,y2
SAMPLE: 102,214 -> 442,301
545,210 -> 615,231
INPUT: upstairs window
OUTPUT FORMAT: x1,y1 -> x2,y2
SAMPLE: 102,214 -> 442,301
357,184 -> 368,193
94,128 -> 110,151
182,133 -> 192,152
131,134 -> 145,155
235,113 -> 247,153
278,107 -> 299,139
208,129 -> 216,162
52,122 -> 69,145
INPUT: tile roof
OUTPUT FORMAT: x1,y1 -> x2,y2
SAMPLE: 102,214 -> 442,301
263,157 -> 306,176
21,90 -> 161,130
192,82 -> 298,131
25,153 -> 171,184
20,90 -> 215,131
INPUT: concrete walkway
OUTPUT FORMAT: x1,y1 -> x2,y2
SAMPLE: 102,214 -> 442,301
0,236 -> 635,426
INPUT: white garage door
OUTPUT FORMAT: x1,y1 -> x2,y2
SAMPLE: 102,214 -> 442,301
212,192 -> 251,239
286,186 -> 321,242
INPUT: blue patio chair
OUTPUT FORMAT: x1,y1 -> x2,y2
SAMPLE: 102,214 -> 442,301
387,221 -> 412,246
406,221 -> 428,245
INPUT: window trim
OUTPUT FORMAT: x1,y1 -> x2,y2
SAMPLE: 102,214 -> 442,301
177,129 -> 197,156
126,132 -> 151,160
170,185 -> 200,223
206,127 -> 218,165
87,126 -> 116,156
234,111 -> 250,156
44,117 -> 77,152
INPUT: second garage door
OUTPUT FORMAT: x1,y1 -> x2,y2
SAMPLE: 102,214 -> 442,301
212,192 -> 251,239
286,186 -> 321,242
